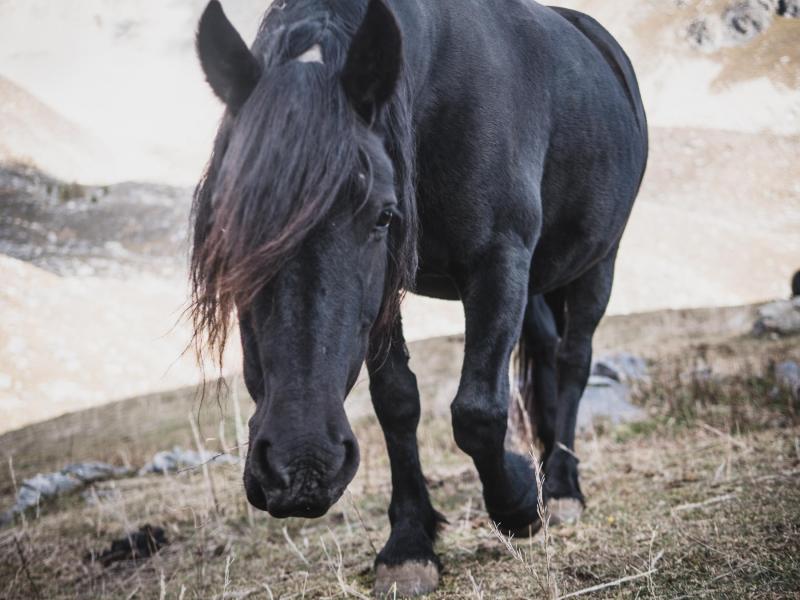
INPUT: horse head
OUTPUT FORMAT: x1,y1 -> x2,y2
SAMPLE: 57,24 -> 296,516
191,0 -> 411,518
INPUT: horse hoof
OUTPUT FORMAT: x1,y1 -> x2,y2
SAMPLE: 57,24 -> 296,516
374,561 -> 439,597
546,497 -> 583,525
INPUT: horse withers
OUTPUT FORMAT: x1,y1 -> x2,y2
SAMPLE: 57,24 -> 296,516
190,0 -> 648,595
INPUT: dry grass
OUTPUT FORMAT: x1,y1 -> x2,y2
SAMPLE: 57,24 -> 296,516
1,329 -> 799,598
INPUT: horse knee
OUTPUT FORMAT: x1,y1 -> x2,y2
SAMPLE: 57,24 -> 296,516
370,368 -> 420,430
451,393 -> 507,458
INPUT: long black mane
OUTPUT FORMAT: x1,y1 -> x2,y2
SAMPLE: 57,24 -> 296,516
190,6 -> 417,364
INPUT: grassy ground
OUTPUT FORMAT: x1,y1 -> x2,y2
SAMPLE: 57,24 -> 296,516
0,312 -> 798,599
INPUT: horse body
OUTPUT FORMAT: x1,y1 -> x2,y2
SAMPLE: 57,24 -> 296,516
400,0 -> 647,298
192,0 -> 647,595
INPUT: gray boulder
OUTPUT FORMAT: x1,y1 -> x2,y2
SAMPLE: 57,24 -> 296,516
578,376 -> 647,432
753,298 -> 800,336
592,352 -> 649,383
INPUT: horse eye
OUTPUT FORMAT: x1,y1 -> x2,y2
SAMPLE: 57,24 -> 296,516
375,209 -> 393,230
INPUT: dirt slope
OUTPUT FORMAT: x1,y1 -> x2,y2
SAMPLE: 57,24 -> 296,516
0,255 -> 214,433
0,76 -> 113,183
0,306 -> 797,599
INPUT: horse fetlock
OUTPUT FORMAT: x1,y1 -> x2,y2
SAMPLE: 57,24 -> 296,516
375,521 -> 440,597
378,519 -> 438,563
544,449 -> 583,502
484,452 -> 541,534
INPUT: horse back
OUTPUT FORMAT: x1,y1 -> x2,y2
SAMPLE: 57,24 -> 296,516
548,7 -> 648,156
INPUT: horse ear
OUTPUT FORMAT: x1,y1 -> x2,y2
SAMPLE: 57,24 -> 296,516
341,0 -> 403,123
197,0 -> 260,111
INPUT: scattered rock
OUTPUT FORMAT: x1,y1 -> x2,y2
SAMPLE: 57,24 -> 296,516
578,376 -> 648,432
752,298 -> 800,336
0,449 -> 240,527
687,0 -> 797,51
723,0 -> 776,44
63,461 -> 131,483
592,353 -> 649,383
687,18 -> 719,49
139,446 -> 239,475
87,524 -> 168,567
0,462 -> 131,526
777,0 -> 800,17
775,361 -> 800,399
571,354 -> 651,431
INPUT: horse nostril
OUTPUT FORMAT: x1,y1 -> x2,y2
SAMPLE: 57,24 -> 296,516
343,438 -> 357,464
252,438 -> 289,488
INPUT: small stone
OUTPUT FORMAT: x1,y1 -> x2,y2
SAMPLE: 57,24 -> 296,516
139,446 -> 239,475
687,18 -> 718,50
775,361 -> 800,399
578,377 -> 647,432
87,524 -> 169,567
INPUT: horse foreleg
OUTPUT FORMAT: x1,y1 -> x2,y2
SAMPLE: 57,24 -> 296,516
367,317 -> 443,597
451,244 -> 541,536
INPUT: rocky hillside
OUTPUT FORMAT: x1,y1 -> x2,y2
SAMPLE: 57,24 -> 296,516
558,0 -> 800,134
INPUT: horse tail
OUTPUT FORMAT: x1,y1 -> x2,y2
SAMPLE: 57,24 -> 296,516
512,293 -> 564,449
512,316 -> 538,447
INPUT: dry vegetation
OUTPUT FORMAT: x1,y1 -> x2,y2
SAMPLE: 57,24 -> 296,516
1,314 -> 799,599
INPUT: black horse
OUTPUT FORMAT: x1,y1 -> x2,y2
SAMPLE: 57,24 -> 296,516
191,0 -> 647,595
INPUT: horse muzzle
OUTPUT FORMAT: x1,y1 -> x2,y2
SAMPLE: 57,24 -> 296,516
244,435 -> 359,518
